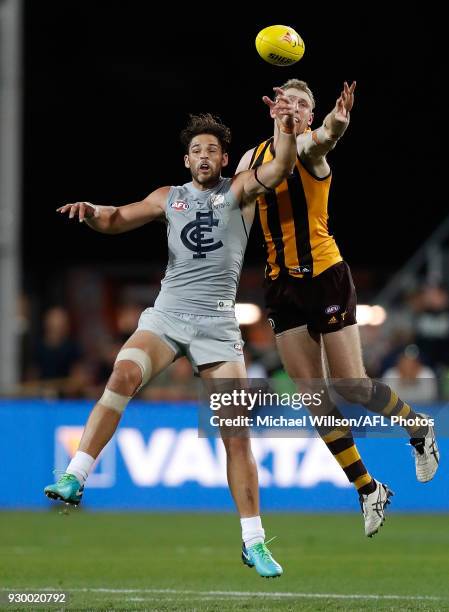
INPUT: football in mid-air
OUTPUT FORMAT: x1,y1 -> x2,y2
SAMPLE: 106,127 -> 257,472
255,25 -> 305,66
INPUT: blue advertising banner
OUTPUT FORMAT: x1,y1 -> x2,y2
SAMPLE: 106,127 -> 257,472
0,400 -> 447,511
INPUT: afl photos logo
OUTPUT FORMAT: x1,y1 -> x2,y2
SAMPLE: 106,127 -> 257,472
181,211 -> 223,259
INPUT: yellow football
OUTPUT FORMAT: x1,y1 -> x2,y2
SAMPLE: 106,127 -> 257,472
255,25 -> 305,67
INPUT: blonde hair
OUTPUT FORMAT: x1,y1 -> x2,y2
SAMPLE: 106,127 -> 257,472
279,79 -> 315,109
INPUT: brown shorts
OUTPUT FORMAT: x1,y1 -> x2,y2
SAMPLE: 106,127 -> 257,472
265,261 -> 357,335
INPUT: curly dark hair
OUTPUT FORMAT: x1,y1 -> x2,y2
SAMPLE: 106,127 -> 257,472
180,113 -> 232,153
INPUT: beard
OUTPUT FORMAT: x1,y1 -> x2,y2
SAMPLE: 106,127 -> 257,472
191,166 -> 220,187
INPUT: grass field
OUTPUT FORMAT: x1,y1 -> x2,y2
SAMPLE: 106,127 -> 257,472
1,511 -> 449,611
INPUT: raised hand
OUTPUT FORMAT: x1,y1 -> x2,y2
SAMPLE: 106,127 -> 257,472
57,201 -> 100,223
263,87 -> 296,134
335,81 -> 356,122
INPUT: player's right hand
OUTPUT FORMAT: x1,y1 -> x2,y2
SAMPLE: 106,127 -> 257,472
56,201 -> 100,222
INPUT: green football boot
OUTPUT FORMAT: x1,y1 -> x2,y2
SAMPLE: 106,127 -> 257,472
44,473 -> 84,506
241,540 -> 283,578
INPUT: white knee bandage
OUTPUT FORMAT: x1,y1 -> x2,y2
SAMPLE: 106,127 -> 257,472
115,348 -> 152,387
99,388 -> 131,414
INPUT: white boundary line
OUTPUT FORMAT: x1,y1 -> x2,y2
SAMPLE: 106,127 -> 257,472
1,588 -> 446,602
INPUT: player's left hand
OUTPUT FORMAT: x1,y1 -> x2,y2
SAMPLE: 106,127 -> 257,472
335,81 -> 356,122
263,87 -> 296,134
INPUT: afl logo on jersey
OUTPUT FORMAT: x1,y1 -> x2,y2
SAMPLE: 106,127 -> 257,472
171,200 -> 190,211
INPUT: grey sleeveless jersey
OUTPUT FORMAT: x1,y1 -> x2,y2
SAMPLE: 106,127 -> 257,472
154,177 -> 250,317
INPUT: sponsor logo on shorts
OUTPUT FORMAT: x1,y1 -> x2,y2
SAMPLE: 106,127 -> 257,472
325,305 -> 340,315
328,316 -> 338,325
171,200 -> 190,211
268,318 -> 275,329
217,299 -> 234,311
341,311 -> 347,321
233,342 -> 243,353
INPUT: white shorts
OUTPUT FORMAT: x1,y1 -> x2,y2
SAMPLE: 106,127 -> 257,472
137,308 -> 245,371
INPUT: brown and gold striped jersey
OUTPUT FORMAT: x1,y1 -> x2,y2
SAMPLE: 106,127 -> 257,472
250,137 -> 342,279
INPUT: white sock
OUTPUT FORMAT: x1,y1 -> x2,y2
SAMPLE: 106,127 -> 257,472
66,451 -> 95,485
241,516 -> 265,548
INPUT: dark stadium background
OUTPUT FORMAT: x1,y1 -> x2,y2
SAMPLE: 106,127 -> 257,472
23,3 -> 446,278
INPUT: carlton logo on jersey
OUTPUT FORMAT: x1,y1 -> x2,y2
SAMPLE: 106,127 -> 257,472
181,211 -> 223,259
171,200 -> 190,211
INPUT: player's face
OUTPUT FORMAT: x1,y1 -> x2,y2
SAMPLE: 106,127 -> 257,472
276,88 -> 314,136
184,134 -> 228,187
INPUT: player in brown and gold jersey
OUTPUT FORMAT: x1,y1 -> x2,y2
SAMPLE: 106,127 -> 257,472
237,79 -> 439,537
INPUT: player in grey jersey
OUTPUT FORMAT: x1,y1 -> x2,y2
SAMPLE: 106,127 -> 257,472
45,92 -> 296,578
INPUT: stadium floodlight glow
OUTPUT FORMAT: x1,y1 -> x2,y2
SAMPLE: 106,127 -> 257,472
235,303 -> 262,325
356,305 -> 387,326
370,305 -> 387,326
356,305 -> 372,326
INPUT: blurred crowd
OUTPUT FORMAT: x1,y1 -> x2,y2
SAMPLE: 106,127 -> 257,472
15,281 -> 449,404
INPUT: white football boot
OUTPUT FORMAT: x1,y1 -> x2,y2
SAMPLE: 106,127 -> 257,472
410,414 -> 440,483
359,480 -> 394,537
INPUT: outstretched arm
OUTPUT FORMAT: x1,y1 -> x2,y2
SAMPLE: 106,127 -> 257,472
56,186 -> 169,234
300,81 -> 356,160
233,88 -> 296,203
